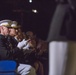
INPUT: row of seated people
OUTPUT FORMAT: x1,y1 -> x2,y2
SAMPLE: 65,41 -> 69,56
0,19 -> 48,75
16,30 -> 48,75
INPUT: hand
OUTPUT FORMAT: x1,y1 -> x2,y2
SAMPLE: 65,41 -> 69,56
23,43 -> 30,50
17,39 -> 29,49
22,39 -> 33,50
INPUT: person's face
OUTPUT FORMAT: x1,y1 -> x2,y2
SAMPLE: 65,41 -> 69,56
1,26 -> 9,35
9,28 -> 18,37
15,28 -> 24,41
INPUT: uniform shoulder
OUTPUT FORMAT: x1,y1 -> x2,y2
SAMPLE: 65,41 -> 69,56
0,34 -> 5,38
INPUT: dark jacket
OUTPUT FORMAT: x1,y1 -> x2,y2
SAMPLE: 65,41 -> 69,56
0,34 -> 24,63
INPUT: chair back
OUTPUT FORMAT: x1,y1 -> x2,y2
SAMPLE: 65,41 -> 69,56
0,60 -> 17,75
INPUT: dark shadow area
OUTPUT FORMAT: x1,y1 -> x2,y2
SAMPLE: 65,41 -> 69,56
0,0 -> 57,40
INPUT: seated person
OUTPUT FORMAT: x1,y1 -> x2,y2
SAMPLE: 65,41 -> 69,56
0,19 -> 36,75
14,30 -> 44,75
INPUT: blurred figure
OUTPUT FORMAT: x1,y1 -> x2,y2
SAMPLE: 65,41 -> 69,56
16,30 -> 44,75
25,31 -> 48,75
26,31 -> 35,39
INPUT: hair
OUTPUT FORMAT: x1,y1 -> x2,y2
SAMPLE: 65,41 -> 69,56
0,26 -> 3,33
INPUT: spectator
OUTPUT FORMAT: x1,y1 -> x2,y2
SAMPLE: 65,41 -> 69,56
0,19 -> 36,75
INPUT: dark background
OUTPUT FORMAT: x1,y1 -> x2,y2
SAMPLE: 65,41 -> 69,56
0,0 -> 57,40
0,0 -> 76,41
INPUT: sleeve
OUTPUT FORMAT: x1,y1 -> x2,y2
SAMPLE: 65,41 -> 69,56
0,36 -> 22,60
0,36 -> 9,59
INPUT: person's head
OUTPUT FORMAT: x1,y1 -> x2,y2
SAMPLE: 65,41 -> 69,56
9,21 -> 21,37
26,31 -> 34,38
14,29 -> 25,42
0,20 -> 12,36
8,21 -> 23,42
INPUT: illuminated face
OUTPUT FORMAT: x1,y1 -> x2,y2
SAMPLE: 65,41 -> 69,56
15,29 -> 24,42
9,28 -> 18,37
1,26 -> 10,35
